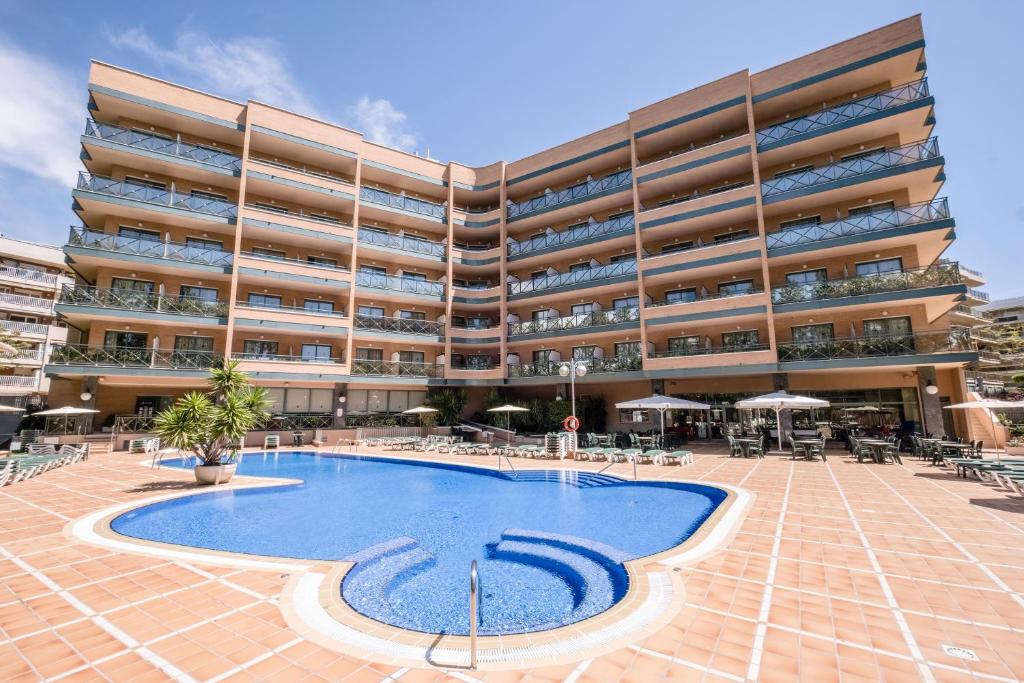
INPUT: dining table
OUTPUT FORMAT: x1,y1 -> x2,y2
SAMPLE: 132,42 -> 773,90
732,437 -> 762,458
792,439 -> 822,461
858,439 -> 893,464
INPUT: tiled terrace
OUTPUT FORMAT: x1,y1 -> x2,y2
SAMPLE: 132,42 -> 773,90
0,445 -> 1022,682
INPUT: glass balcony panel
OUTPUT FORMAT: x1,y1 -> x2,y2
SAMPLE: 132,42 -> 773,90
49,344 -> 222,369
509,260 -> 637,295
84,119 -> 243,171
507,170 -> 632,219
508,214 -> 635,257
77,172 -> 238,218
67,226 -> 234,267
357,229 -> 446,257
349,359 -> 442,378
649,342 -> 770,358
354,271 -> 445,296
59,285 -> 229,317
359,186 -> 446,220
508,307 -> 640,336
354,314 -> 444,336
508,354 -> 642,377
766,198 -> 949,250
770,262 -> 961,305
777,329 -> 973,362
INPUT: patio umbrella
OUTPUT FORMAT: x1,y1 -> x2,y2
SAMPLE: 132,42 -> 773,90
0,406 -> 25,412
32,406 -> 100,437
735,391 -> 830,452
944,399 -> 1024,461
616,395 -> 711,445
402,405 -> 438,433
487,404 -> 529,445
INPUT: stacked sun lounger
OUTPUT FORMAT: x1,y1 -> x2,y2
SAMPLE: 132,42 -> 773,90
0,444 -> 90,485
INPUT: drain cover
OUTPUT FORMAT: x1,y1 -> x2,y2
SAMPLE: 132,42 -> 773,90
941,644 -> 979,661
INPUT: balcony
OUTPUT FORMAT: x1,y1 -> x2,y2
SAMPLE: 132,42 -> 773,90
76,172 -> 237,219
354,315 -> 445,337
58,286 -> 228,319
357,229 -> 446,258
649,343 -> 770,358
648,287 -> 766,308
508,308 -> 640,337
508,354 -> 642,377
350,359 -> 443,378
48,345 -> 221,371
760,139 -> 941,202
233,353 -> 346,365
766,198 -> 950,252
354,271 -> 445,298
67,227 -> 234,268
968,288 -> 990,302
507,170 -> 632,221
507,214 -> 635,258
83,119 -> 242,172
756,79 -> 931,149
249,155 -> 354,188
508,260 -> 637,297
0,265 -> 73,290
0,375 -> 39,389
238,251 -> 350,276
770,263 -> 962,306
777,329 -> 974,363
243,203 -> 351,230
234,301 -> 347,320
3,348 -> 45,365
359,186 -> 446,221
450,356 -> 500,370
0,320 -> 51,337
0,292 -> 54,314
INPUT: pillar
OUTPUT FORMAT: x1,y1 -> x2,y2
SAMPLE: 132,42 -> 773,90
332,382 -> 347,429
773,373 -> 792,438
916,366 -> 945,438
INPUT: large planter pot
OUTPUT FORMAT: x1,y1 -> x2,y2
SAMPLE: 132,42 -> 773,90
194,463 -> 237,485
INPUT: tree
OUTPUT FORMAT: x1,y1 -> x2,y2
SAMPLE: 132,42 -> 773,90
426,387 -> 468,426
153,361 -> 270,466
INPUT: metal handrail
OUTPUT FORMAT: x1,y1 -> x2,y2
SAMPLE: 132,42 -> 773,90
234,301 -> 347,317
357,229 -> 446,257
239,250 -> 350,273
646,181 -> 753,212
0,319 -> 50,336
648,287 -> 764,307
968,288 -> 990,301
0,376 -> 38,387
233,352 -> 345,364
766,198 -> 950,250
450,356 -> 500,370
509,259 -> 637,295
777,329 -> 974,362
508,354 -> 642,377
507,169 -> 632,219
350,359 -> 443,378
77,172 -> 238,218
637,129 -> 749,167
67,226 -> 234,266
243,203 -> 350,228
354,314 -> 445,336
507,214 -> 635,257
756,79 -> 930,147
0,292 -> 54,311
60,285 -> 229,317
359,186 -> 446,220
508,307 -> 640,336
249,155 -> 354,186
0,264 -> 72,287
469,560 -> 479,669
84,118 -> 242,170
355,271 -> 445,296
49,344 -> 222,370
650,343 -> 770,358
760,138 -> 941,197
770,262 -> 961,305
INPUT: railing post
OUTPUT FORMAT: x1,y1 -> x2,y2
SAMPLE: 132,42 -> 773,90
469,560 -> 479,669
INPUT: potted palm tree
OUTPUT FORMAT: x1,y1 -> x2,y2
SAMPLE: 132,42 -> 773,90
154,361 -> 270,485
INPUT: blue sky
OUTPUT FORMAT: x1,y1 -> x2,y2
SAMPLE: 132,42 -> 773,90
0,0 -> 1020,296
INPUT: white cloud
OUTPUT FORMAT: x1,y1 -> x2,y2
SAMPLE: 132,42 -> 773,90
0,41 -> 83,187
344,96 -> 418,152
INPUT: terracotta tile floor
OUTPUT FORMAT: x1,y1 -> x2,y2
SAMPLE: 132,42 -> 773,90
0,445 -> 1022,682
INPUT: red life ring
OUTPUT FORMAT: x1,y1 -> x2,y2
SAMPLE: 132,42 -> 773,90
562,415 -> 580,432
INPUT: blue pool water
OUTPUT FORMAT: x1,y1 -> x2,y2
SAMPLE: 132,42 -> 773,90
113,451 -> 726,635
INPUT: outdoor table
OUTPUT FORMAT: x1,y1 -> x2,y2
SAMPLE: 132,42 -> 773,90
859,439 -> 892,463
732,437 -> 761,458
792,439 -> 821,460
938,441 -> 973,464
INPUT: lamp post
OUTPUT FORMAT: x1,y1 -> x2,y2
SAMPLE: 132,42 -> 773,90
558,360 -> 588,424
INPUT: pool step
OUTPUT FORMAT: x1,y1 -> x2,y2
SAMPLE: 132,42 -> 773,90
501,528 -> 634,564
342,538 -> 435,624
343,536 -> 418,564
505,470 -> 623,488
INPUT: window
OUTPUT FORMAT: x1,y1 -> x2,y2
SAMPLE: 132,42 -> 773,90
713,230 -> 750,243
190,189 -> 228,202
247,293 -> 282,308
779,216 -> 821,231
722,330 -> 760,350
362,226 -> 388,235
465,317 -> 490,329
572,346 -> 597,361
718,279 -> 754,296
785,269 -> 827,285
863,316 -> 912,338
103,331 -> 148,349
180,285 -> 218,302
356,348 -> 384,361
118,226 -> 160,242
124,176 -> 166,190
613,296 -> 639,309
185,237 -> 223,251
847,201 -> 895,217
532,349 -> 552,365
661,241 -> 693,254
304,299 -> 334,314
301,344 -> 332,362
619,409 -> 649,423
358,305 -> 385,317
306,255 -> 337,267
110,277 -> 154,293
174,335 -> 214,352
774,165 -> 813,178
399,310 -> 425,320
348,389 -> 426,415
402,272 -> 426,281
399,350 -> 425,364
532,309 -> 553,321
665,288 -> 697,304
615,341 -> 641,357
251,247 -> 286,260
668,336 -> 701,353
791,324 -> 834,343
855,258 -> 902,277
530,270 -> 548,279
451,315 -> 466,327
243,340 -> 278,358
610,253 -> 635,263
840,147 -> 885,162
569,262 -> 592,272
571,303 -> 594,315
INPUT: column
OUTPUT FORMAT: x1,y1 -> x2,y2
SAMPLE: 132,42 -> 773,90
916,366 -> 945,438
773,372 -> 793,438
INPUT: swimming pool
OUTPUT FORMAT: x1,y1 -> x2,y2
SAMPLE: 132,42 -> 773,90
113,451 -> 727,635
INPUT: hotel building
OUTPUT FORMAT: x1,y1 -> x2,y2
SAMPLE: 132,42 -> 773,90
46,15 -> 989,439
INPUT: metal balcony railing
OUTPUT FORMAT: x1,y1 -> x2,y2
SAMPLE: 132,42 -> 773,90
266,414 -> 334,430
648,287 -> 764,308
766,198 -> 950,250
233,353 -> 345,364
954,304 -> 988,319
646,181 -> 753,211
359,186 -> 446,220
507,214 -> 635,257
59,285 -> 229,317
509,259 -> 637,295
355,271 -> 445,297
250,156 -> 353,185
0,320 -> 50,336
239,250 -> 349,273
3,348 -> 45,362
49,345 -> 222,370
507,170 -> 633,219
0,375 -> 38,387
760,138 -> 941,198
84,119 -> 242,171
354,314 -> 445,337
777,329 -> 973,362
350,359 -> 443,378
77,172 -> 238,218
0,265 -> 72,288
233,301 -> 347,318
968,288 -> 990,302
978,349 -> 1001,363
638,130 -> 749,167
959,264 -> 984,279
771,262 -> 961,305
508,307 -> 640,336
451,356 -> 500,370
243,203 -> 349,228
450,321 -> 496,330
0,292 -> 54,312
67,226 -> 234,267
508,354 -> 643,377
357,229 -> 446,257
649,343 -> 770,358
756,79 -> 931,147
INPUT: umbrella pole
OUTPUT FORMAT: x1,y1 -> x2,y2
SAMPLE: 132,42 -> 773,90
991,409 -> 1000,463
776,407 -> 783,452
660,408 -> 665,447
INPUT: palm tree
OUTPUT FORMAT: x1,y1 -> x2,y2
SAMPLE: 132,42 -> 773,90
426,387 -> 468,426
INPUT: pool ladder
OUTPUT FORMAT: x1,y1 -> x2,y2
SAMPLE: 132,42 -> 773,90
469,560 -> 479,669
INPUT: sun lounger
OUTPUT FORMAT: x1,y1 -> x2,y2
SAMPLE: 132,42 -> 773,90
264,435 -> 280,449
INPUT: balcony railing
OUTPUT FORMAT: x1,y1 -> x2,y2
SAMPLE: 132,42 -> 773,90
59,285 -> 228,317
266,414 -> 334,430
968,288 -> 990,302
508,214 -> 635,257
509,307 -> 640,336
359,186 -> 446,220
49,345 -> 222,370
350,359 -> 443,378
958,264 -> 984,279
84,119 -> 242,171
649,343 -> 770,358
233,353 -> 345,364
354,315 -> 445,337
250,156 -> 353,186
978,349 -> 1001,363
67,226 -> 234,267
0,375 -> 38,387
355,271 -> 445,297
450,321 -> 496,330
954,304 -> 988,319
645,181 -> 753,211
508,354 -> 643,377
0,292 -> 54,312
0,320 -> 50,336
244,203 -> 350,228
648,287 -> 764,308
0,265 -> 72,288
766,198 -> 950,250
357,229 -> 446,257
756,79 -> 931,148
451,356 -> 500,370
760,138 -> 941,198
3,348 -> 45,363
777,329 -> 973,362
239,250 -> 349,273
77,172 -> 238,218
234,301 -> 347,318
507,170 -> 632,219
771,263 -> 961,305
509,259 -> 637,295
